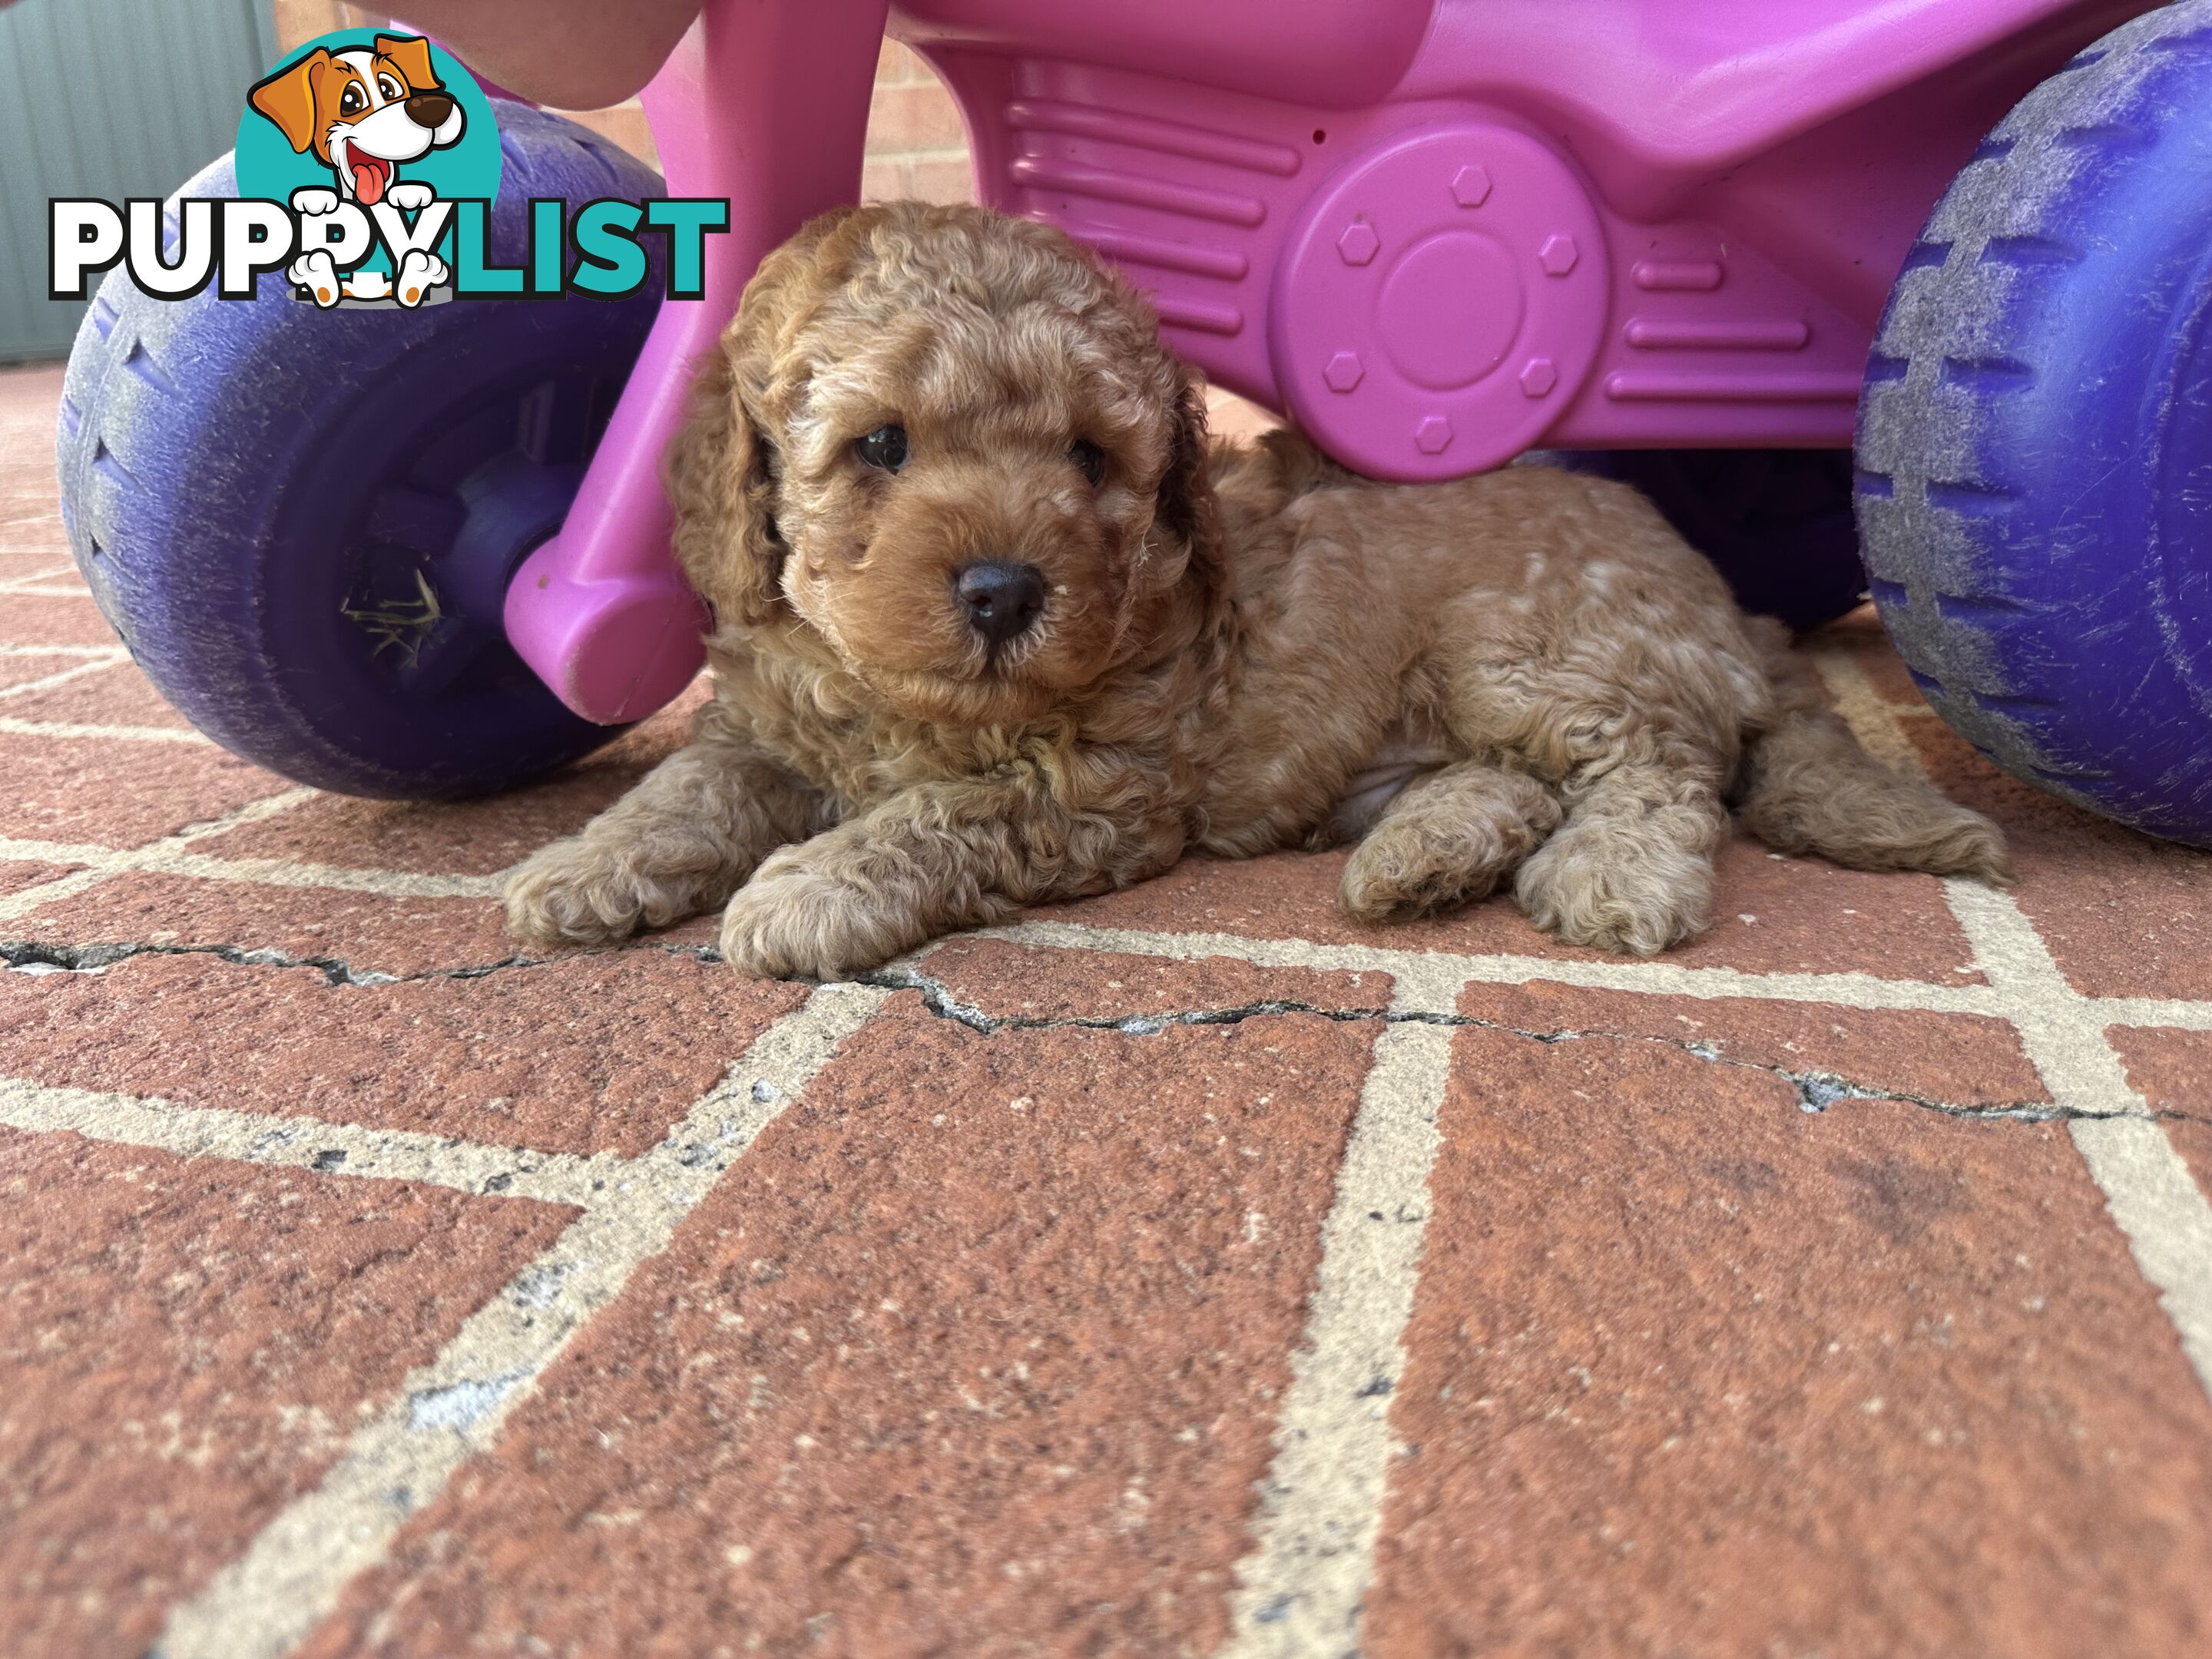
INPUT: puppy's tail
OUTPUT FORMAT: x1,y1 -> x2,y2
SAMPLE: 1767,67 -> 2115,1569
1733,620 -> 2012,883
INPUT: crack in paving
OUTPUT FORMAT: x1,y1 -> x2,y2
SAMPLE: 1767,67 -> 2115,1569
863,964 -> 2189,1127
5,936 -> 404,986
0,935 -> 715,988
1813,644 -> 2212,1402
6,935 -> 2195,1128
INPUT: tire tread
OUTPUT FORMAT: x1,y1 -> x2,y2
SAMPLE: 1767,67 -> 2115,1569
1856,0 -> 2212,836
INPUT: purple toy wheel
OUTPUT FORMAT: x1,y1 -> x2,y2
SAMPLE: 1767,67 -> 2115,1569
1858,5 -> 2212,846
55,104 -> 666,799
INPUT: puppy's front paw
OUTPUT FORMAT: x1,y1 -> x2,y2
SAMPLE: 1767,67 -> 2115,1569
1339,772 -> 1559,923
386,181 -> 435,212
290,187 -> 340,215
1340,833 -> 1501,922
1513,829 -> 1713,957
717,859 -> 912,980
505,837 -> 657,948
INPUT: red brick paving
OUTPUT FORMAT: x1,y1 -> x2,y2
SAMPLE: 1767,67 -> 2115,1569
1035,836 -> 1988,983
1462,979 -> 2049,1111
0,860 -> 83,898
0,951 -> 807,1157
12,873 -> 516,978
1366,1025 -> 2212,1659
5,353 -> 2211,1658
916,934 -> 1393,1022
296,1002 -> 1369,1657
1912,721 -> 2212,1002
0,732 -> 286,849
2,659 -> 195,728
0,593 -> 123,648
184,764 -> 648,877
0,544 -> 74,583
192,692 -> 703,876
0,651 -> 106,691
0,1128 -> 574,1659
2113,1027 -> 2212,1195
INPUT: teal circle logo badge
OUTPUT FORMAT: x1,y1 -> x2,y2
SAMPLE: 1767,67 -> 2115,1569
237,30 -> 501,308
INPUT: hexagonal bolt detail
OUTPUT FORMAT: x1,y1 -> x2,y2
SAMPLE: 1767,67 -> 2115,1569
1518,357 -> 1558,398
1336,221 -> 1379,267
1414,415 -> 1454,455
1323,351 -> 1366,393
1449,164 -> 1492,207
1538,233 -> 1580,276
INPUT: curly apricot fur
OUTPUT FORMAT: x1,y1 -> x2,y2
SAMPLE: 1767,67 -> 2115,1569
506,204 -> 2007,977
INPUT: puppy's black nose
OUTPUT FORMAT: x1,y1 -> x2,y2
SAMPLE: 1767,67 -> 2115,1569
406,91 -> 456,128
955,560 -> 1046,647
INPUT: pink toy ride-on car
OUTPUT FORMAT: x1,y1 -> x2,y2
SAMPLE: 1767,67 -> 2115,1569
57,0 -> 2212,843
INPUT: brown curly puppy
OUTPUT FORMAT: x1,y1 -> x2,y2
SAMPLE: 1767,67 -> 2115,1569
505,203 -> 2008,978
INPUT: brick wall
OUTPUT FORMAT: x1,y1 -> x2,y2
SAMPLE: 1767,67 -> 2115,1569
266,5 -> 976,198
271,0 -> 343,54
862,42 -> 973,204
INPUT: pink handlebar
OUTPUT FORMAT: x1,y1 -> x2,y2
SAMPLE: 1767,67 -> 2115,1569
502,0 -> 889,724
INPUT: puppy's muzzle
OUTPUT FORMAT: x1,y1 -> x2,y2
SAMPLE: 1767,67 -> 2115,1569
406,91 -> 456,129
955,561 -> 1045,647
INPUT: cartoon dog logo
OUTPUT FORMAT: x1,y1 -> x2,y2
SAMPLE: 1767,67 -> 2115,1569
247,33 -> 463,306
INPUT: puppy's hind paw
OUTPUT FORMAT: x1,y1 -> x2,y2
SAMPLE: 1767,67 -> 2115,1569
1853,797 -> 2014,886
504,838 -> 660,949
1931,813 -> 2013,886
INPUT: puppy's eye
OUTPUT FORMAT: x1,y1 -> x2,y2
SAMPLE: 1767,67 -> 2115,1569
1071,439 -> 1106,488
379,74 -> 405,102
339,83 -> 365,115
855,424 -> 908,473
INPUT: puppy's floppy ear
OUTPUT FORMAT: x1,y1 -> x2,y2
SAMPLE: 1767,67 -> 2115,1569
248,49 -> 328,154
1153,362 -> 1221,583
373,33 -> 441,92
667,342 -> 784,628
667,207 -> 862,628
